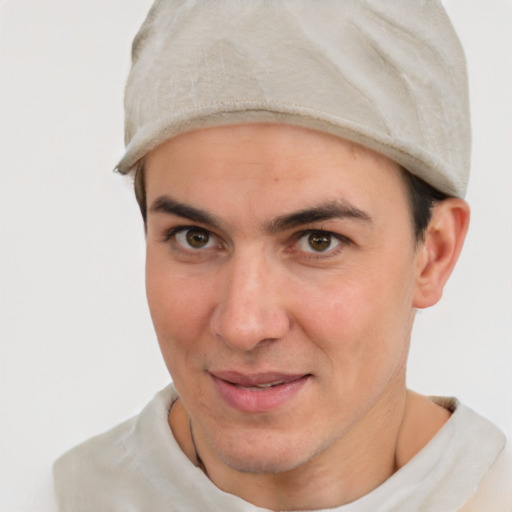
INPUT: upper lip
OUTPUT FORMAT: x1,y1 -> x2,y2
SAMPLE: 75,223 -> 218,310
210,371 -> 309,387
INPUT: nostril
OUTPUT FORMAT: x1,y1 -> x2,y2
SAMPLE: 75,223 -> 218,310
210,303 -> 290,352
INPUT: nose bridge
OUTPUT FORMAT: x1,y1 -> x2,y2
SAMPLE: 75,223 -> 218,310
211,246 -> 289,351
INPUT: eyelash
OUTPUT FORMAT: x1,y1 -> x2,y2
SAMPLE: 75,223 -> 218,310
162,226 -> 350,260
291,229 -> 350,259
163,225 -> 222,250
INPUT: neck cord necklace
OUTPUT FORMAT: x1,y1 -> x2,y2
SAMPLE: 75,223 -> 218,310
393,391 -> 408,471
189,419 -> 207,475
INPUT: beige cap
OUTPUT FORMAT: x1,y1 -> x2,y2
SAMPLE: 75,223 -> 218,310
116,0 -> 471,197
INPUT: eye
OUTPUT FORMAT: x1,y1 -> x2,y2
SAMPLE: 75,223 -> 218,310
296,231 -> 342,253
174,227 -> 217,250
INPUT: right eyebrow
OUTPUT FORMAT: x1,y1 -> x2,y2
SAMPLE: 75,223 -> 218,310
148,195 -> 224,230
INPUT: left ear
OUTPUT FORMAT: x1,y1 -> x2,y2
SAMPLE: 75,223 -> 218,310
413,198 -> 470,309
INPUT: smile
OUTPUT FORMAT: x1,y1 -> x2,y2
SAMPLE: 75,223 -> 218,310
234,380 -> 286,390
210,371 -> 311,413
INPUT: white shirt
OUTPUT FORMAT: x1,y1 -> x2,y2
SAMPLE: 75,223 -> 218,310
53,385 -> 511,511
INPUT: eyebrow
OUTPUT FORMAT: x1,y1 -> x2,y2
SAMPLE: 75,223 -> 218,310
149,195 -> 372,233
265,200 -> 372,233
149,196 -> 225,229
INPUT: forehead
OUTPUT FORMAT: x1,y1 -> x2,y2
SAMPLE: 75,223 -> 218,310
143,123 -> 408,219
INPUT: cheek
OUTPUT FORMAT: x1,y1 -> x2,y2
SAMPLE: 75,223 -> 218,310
145,254 -> 213,369
293,264 -> 414,383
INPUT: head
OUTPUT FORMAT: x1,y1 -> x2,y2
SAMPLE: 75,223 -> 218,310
116,0 -> 472,477
141,122 -> 469,474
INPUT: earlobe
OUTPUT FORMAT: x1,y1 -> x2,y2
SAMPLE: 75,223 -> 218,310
413,199 -> 470,309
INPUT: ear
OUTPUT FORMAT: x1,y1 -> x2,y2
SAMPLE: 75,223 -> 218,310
413,198 -> 470,309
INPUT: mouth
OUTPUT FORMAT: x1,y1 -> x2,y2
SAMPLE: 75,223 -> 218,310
234,380 -> 289,390
210,371 -> 311,413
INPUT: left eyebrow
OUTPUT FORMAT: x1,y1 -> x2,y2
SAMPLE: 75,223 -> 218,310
265,200 -> 372,233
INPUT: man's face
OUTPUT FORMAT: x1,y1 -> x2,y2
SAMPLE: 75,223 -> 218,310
144,124 -> 420,474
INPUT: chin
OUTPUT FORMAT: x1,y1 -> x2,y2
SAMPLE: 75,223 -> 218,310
220,450 -> 307,475
211,430 -> 327,475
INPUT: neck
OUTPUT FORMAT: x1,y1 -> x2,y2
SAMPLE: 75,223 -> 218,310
170,384 -> 450,510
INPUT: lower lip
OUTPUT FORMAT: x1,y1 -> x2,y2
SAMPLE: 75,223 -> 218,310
211,375 -> 310,413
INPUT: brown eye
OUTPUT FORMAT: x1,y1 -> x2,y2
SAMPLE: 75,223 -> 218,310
307,232 -> 332,252
185,228 -> 210,248
296,231 -> 342,254
174,228 -> 215,250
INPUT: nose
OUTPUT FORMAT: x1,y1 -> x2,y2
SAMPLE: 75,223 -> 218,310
210,249 -> 291,352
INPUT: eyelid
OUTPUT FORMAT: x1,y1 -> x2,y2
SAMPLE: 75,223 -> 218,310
163,225 -> 194,241
163,225 -> 224,251
295,228 -> 350,244
291,229 -> 351,256
161,225 -> 349,260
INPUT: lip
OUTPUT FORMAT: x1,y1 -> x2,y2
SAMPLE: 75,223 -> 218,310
210,371 -> 311,413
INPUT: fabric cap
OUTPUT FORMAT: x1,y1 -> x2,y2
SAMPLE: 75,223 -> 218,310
116,0 -> 471,198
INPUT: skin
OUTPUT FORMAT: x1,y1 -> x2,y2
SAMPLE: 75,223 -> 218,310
143,123 -> 470,510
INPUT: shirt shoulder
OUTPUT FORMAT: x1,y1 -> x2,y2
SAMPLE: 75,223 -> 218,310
54,415 -> 143,510
340,398 -> 509,512
460,441 -> 512,512
53,385 -> 180,512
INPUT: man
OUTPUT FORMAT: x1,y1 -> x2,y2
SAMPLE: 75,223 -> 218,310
54,1 -> 511,510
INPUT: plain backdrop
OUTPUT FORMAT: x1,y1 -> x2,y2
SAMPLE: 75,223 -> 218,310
1,1 -> 511,511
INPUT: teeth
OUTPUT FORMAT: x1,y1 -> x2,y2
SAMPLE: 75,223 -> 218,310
234,381 -> 285,390
255,381 -> 284,388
